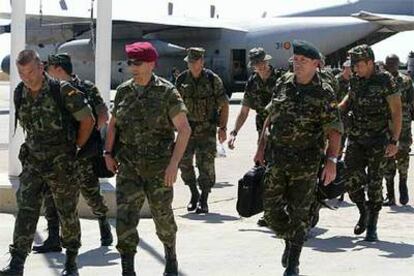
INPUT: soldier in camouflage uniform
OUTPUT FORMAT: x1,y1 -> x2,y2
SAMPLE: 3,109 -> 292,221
0,50 -> 95,276
339,45 -> 402,242
336,59 -> 352,103
175,47 -> 229,214
254,40 -> 342,276
30,53 -> 112,254
383,54 -> 414,206
104,42 -> 191,276
228,47 -> 283,226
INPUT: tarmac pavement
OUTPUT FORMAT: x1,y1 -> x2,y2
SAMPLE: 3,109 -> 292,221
0,81 -> 413,275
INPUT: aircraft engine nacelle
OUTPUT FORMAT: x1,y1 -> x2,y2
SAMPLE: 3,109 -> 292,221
1,54 -> 10,75
58,38 -> 186,88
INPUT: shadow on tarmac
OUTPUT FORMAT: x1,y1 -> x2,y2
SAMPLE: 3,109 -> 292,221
180,212 -> 239,223
387,204 -> 414,213
307,234 -> 414,259
213,181 -> 234,189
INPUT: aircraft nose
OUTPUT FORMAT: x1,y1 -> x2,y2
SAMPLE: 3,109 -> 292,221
1,54 -> 10,75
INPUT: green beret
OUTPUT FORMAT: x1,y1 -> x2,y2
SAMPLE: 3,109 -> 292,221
47,53 -> 71,66
184,47 -> 205,62
292,40 -> 321,60
348,44 -> 375,65
248,47 -> 272,66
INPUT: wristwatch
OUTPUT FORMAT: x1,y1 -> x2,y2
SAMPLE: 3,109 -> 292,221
75,144 -> 82,155
230,130 -> 238,136
103,150 -> 112,156
327,156 -> 338,164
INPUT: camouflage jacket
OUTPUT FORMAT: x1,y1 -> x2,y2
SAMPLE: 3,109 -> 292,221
267,71 -> 343,151
391,71 -> 414,144
242,66 -> 284,133
335,73 -> 350,103
16,74 -> 92,158
175,68 -> 228,129
348,71 -> 398,142
113,75 -> 187,162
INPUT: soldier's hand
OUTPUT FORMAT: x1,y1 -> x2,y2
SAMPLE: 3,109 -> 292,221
218,128 -> 227,143
385,144 -> 398,157
164,162 -> 178,187
321,160 -> 337,186
228,135 -> 236,150
254,150 -> 265,166
104,155 -> 118,174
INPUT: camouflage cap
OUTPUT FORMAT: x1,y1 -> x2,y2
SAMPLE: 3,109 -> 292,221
184,47 -> 205,62
248,47 -> 272,66
292,40 -> 321,60
348,44 -> 375,65
47,53 -> 71,66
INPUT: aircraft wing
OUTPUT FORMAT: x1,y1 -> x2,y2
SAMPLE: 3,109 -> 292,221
0,12 -> 247,45
352,11 -> 414,32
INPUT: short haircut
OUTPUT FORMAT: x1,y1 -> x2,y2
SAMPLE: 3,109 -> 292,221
16,50 -> 41,66
56,63 -> 73,75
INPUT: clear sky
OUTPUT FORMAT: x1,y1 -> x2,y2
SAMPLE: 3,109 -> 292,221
0,0 -> 413,64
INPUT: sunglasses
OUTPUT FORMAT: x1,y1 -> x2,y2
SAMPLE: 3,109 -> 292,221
127,59 -> 144,66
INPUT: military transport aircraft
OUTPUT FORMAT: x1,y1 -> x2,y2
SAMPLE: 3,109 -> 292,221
1,0 -> 414,90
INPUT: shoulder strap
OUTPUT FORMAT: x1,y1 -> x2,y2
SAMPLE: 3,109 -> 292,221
48,79 -> 66,112
205,69 -> 215,91
175,70 -> 188,88
13,82 -> 25,134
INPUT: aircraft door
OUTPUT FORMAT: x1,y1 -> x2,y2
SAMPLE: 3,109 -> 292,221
231,49 -> 247,83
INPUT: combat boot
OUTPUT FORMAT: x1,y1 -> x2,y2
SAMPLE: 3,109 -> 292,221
187,185 -> 199,212
353,202 -> 367,235
281,240 -> 290,268
120,253 -> 136,276
196,191 -> 209,214
283,243 -> 302,276
61,250 -> 79,276
98,216 -> 113,246
163,241 -> 178,276
364,210 -> 379,242
0,249 -> 26,276
383,178 -> 395,206
399,177 -> 409,205
32,225 -> 62,253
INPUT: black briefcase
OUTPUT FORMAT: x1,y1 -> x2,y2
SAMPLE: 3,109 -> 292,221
236,165 -> 266,217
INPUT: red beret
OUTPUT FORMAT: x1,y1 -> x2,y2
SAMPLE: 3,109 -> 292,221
125,42 -> 158,62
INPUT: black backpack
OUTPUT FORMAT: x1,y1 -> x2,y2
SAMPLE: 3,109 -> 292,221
236,165 -> 266,217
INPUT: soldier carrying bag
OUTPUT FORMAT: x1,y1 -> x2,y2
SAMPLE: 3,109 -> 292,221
14,78 -> 114,178
236,165 -> 266,217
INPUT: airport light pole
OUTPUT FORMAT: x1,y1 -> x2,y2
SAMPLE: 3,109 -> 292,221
95,0 -> 112,105
8,0 -> 26,177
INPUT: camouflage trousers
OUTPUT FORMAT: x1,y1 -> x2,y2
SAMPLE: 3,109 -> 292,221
180,127 -> 216,192
12,149 -> 81,254
344,139 -> 387,211
263,153 -> 320,243
116,162 -> 177,255
43,157 -> 109,226
384,145 -> 411,181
